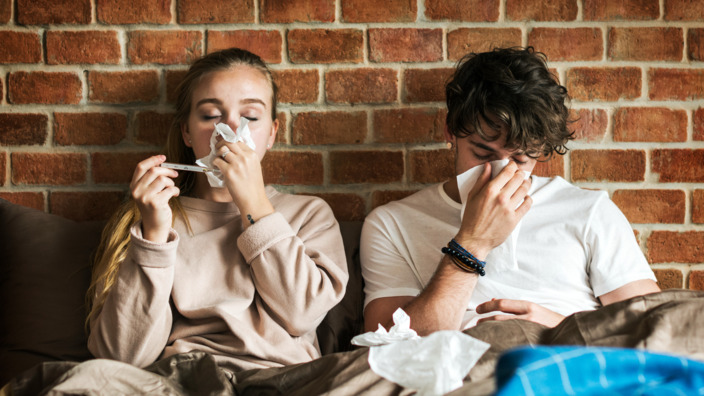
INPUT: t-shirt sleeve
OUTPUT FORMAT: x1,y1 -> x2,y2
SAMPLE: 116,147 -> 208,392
586,195 -> 657,297
360,207 -> 423,309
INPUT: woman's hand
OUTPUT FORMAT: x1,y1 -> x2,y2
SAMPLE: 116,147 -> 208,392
475,298 -> 565,328
455,162 -> 532,260
130,155 -> 179,243
212,141 -> 274,228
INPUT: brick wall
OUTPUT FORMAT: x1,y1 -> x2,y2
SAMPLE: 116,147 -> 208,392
1,0 -> 703,289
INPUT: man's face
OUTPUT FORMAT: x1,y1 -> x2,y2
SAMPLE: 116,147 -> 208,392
448,115 -> 538,176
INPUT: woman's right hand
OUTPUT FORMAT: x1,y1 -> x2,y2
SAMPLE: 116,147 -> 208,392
454,162 -> 532,260
130,155 -> 180,243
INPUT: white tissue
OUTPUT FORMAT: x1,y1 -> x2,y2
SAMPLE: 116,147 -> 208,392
195,118 -> 256,188
368,330 -> 490,396
351,308 -> 420,347
456,159 -> 531,273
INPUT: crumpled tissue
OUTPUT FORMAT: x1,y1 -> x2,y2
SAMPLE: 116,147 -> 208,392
351,308 -> 420,347
195,118 -> 256,188
456,159 -> 531,273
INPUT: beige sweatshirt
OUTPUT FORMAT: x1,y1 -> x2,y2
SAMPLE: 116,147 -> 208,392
88,187 -> 349,372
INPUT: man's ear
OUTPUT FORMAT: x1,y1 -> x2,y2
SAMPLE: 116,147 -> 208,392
443,124 -> 455,145
181,123 -> 192,147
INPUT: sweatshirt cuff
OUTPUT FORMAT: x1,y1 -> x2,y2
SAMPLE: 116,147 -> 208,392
237,212 -> 295,264
128,222 -> 179,268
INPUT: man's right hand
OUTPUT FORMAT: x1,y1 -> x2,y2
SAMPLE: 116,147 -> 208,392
454,161 -> 532,260
130,155 -> 180,243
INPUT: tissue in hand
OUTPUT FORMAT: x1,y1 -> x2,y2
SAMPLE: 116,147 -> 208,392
351,308 -> 420,347
456,159 -> 531,273
195,118 -> 256,188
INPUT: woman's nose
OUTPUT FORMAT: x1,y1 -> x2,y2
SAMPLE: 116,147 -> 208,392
223,114 -> 240,130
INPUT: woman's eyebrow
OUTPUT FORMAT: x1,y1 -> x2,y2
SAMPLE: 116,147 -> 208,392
241,98 -> 266,106
195,98 -> 222,107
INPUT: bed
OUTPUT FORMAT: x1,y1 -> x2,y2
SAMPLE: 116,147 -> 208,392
2,197 -> 703,395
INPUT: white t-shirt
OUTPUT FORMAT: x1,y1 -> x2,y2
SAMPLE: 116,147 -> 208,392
360,176 -> 656,328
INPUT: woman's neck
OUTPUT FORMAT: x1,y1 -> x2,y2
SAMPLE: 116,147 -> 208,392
192,176 -> 234,202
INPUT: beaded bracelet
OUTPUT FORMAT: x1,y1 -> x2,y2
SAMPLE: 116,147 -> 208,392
448,239 -> 486,269
448,254 -> 485,276
441,246 -> 486,276
246,214 -> 255,224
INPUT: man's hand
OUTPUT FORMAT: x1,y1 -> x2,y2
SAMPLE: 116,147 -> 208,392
475,298 -> 565,328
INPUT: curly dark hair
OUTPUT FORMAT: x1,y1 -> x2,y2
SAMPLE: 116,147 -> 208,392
445,47 -> 574,158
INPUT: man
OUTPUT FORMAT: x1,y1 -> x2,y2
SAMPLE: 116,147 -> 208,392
360,47 -> 660,335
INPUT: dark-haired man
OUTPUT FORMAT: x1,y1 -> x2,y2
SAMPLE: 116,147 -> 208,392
360,47 -> 660,335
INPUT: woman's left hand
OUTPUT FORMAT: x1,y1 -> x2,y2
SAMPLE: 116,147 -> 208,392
475,298 -> 565,328
212,140 -> 274,227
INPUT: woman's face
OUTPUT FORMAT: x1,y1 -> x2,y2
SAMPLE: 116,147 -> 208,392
182,66 -> 278,161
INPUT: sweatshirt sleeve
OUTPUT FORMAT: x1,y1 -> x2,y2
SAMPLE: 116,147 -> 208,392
237,199 -> 348,337
87,223 -> 178,368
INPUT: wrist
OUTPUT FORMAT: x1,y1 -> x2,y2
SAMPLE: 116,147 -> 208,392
452,235 -> 490,261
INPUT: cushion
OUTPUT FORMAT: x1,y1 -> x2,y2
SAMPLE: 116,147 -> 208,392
0,198 -> 105,385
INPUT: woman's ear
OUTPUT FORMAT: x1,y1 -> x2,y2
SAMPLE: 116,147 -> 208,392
181,123 -> 193,147
266,119 -> 279,149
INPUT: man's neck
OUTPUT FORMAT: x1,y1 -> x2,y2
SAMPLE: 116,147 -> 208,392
443,178 -> 461,203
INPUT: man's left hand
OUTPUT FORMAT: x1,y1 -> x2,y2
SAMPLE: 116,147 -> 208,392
475,298 -> 565,328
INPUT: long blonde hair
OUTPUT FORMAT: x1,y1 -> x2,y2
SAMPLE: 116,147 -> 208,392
86,48 -> 278,329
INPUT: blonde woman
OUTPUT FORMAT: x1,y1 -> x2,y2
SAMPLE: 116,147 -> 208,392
86,48 -> 348,373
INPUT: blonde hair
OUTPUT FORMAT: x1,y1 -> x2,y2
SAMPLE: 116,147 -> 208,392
86,48 -> 278,330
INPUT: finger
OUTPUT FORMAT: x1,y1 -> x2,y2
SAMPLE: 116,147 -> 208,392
131,165 -> 177,194
477,299 -> 530,315
133,174 -> 177,203
515,194 -> 533,217
490,161 -> 519,188
468,163 -> 492,197
131,155 -> 167,187
509,177 -> 532,209
477,314 -> 519,324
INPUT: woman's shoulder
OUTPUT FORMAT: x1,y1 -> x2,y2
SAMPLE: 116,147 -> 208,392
268,187 -> 336,220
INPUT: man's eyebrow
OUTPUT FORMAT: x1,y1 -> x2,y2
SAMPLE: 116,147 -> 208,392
471,140 -> 497,153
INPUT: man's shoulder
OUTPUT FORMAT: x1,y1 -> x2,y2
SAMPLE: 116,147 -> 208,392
532,176 -> 607,204
367,184 -> 447,220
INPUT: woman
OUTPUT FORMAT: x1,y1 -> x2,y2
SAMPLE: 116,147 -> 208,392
86,48 -> 349,373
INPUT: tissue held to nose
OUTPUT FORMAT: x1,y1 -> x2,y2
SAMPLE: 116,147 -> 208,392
195,118 -> 256,188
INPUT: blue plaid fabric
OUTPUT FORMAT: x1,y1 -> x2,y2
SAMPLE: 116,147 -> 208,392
495,345 -> 704,395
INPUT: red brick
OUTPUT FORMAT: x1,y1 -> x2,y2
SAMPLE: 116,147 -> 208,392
128,31 -> 202,65
207,31 -> 282,64
47,31 -> 121,65
410,149 -> 454,183
97,0 -> 171,24
8,72 -> 82,105
447,28 -> 522,61
583,0 -> 659,20
341,0 -> 416,22
50,191 -> 125,221
0,192 -> 45,211
425,0 -> 499,22
0,31 -> 42,64
372,189 -> 417,208
12,153 -> 87,185
311,193 -> 366,222
609,28 -> 683,61
612,189 -> 685,224
647,231 -> 704,263
566,67 -> 641,101
178,0 -> 253,23
688,28 -> 704,61
506,0 -> 577,21
374,108 -> 444,143
330,151 -> 404,184
166,70 -> 188,104
693,189 -> 704,224
652,268 -> 684,290
272,69 -> 319,104
571,108 -> 608,142
0,0 -> 10,23
0,152 -> 5,185
54,113 -> 127,146
92,152 -> 156,184
570,150 -> 645,182
292,111 -> 367,145
404,68 -> 453,103
136,111 -> 173,146
664,0 -> 704,21
288,29 -> 363,64
369,28 -> 443,63
528,28 -> 603,61
17,0 -> 90,24
532,154 -> 565,178
613,108 -> 686,142
89,71 -> 159,104
0,113 -> 48,145
649,69 -> 704,101
262,151 -> 324,185
260,0 -> 334,23
652,149 -> 704,183
690,271 -> 704,291
325,69 -> 398,104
